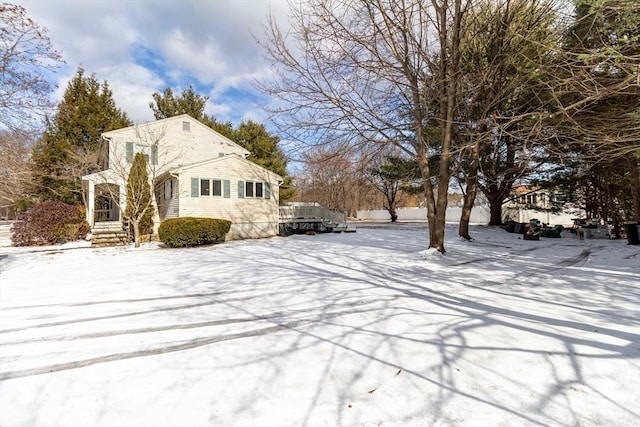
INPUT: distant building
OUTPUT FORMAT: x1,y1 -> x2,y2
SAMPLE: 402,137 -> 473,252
502,185 -> 583,226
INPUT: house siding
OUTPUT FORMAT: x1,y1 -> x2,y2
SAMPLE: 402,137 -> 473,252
105,115 -> 248,176
177,156 -> 280,240
156,177 -> 179,221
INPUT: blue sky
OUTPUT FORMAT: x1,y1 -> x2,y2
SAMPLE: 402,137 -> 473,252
14,0 -> 290,126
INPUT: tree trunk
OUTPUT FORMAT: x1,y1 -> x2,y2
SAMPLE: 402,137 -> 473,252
132,219 -> 141,248
417,151 -> 439,249
488,196 -> 503,226
630,155 -> 640,222
459,184 -> 476,240
429,0 -> 463,253
459,134 -> 482,239
385,201 -> 398,222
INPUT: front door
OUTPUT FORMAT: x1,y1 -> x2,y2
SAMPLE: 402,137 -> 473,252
95,195 -> 119,222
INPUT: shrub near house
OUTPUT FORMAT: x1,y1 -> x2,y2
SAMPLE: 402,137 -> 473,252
11,201 -> 90,246
158,217 -> 231,248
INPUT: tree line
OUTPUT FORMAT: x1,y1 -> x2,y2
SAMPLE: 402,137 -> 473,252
2,1 -> 638,252
0,2 -> 292,225
260,0 -> 640,251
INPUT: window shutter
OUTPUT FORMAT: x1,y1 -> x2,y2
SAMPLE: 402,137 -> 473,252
223,180 -> 231,198
237,180 -> 244,198
151,144 -> 158,165
126,141 -> 133,162
191,177 -> 199,197
265,182 -> 271,199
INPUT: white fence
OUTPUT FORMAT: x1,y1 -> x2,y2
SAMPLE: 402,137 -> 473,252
356,206 -> 579,226
356,206 -> 490,223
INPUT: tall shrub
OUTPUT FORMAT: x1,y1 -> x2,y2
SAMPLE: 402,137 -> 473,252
125,152 -> 154,247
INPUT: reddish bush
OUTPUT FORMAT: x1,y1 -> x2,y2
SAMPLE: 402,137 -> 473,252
11,201 -> 90,246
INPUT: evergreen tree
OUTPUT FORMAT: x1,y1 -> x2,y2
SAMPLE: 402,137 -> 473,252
234,120 -> 294,201
30,68 -> 131,204
149,86 -> 235,139
125,152 -> 154,248
366,155 -> 422,222
548,0 -> 640,222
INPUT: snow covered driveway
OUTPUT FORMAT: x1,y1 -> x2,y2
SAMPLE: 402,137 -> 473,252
1,224 -> 639,426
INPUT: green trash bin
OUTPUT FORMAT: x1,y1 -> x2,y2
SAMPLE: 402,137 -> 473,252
624,222 -> 640,245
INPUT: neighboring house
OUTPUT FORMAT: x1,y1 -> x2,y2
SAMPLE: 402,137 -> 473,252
82,114 -> 282,240
502,185 -> 583,226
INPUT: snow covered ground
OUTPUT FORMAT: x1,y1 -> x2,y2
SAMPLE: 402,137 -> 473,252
0,223 -> 639,427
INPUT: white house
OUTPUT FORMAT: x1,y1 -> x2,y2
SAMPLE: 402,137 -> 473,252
82,114 -> 283,240
502,185 -> 583,226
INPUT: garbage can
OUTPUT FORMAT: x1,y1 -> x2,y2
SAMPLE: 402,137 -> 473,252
624,222 -> 640,245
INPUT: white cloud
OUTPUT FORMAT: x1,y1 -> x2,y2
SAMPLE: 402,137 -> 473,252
100,64 -> 165,123
15,0 -> 291,124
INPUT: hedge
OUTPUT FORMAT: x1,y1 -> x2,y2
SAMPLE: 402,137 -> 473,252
158,217 -> 231,248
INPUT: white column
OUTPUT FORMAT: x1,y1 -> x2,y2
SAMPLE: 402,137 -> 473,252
87,180 -> 95,225
119,185 -> 126,225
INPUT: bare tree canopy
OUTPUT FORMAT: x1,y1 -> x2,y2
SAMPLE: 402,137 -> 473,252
0,129 -> 32,216
0,3 -> 64,133
260,0 -> 470,252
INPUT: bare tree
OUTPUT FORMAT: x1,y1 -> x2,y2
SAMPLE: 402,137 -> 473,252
0,3 -> 64,133
0,130 -> 32,217
296,148 -> 362,213
260,0 -> 469,252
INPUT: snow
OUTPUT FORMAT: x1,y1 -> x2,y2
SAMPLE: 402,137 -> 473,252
1,222 -> 639,427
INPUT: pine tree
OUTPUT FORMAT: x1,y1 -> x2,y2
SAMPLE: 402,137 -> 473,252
553,0 -> 640,222
234,120 -> 294,201
366,155 -> 423,222
149,86 -> 235,138
30,68 -> 131,204
125,153 -> 154,248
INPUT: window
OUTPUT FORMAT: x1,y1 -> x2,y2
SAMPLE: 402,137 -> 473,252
194,178 -> 226,197
212,180 -> 222,197
243,181 -> 270,199
183,121 -> 190,131
126,141 -> 157,164
164,179 -> 174,200
264,182 -> 271,199
238,180 -> 244,198
200,179 -> 210,196
191,178 -> 199,197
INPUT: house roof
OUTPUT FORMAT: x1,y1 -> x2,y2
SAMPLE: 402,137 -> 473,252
101,114 -> 250,157
168,153 -> 284,184
512,185 -> 542,194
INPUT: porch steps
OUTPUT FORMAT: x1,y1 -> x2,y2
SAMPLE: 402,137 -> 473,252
91,222 -> 129,247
